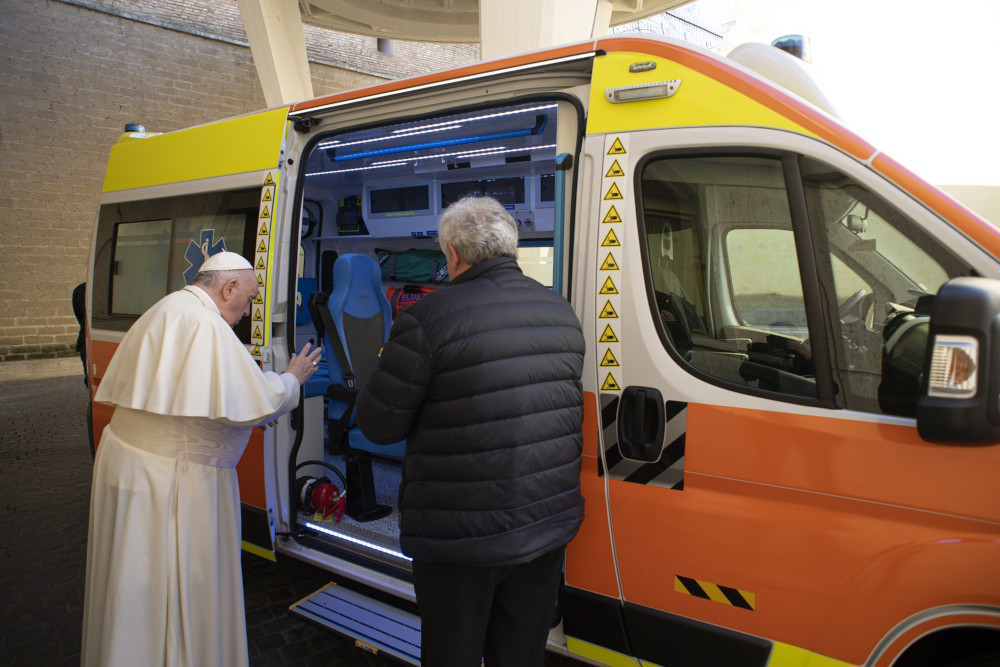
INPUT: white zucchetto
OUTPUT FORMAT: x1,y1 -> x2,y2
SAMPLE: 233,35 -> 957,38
200,251 -> 253,272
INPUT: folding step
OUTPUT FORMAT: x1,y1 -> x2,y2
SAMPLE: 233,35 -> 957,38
290,582 -> 421,665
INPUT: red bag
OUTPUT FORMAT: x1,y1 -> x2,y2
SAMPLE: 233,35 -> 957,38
386,285 -> 435,315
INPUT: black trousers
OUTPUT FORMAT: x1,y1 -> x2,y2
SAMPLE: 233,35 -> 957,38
412,545 -> 565,667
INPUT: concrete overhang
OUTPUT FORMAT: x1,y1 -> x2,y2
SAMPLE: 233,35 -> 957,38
297,0 -> 693,42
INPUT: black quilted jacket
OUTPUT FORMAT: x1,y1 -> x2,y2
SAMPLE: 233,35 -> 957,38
356,256 -> 586,566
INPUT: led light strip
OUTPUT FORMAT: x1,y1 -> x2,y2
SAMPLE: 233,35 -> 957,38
304,521 -> 413,562
306,143 -> 557,177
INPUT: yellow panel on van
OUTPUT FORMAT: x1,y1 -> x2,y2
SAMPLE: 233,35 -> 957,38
102,107 -> 289,193
588,50 -> 812,137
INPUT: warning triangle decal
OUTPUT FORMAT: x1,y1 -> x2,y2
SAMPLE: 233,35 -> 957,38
261,189 -> 272,202
255,257 -> 266,270
602,206 -> 622,224
257,240 -> 267,252
253,325 -> 262,339
600,324 -> 619,343
603,183 -> 623,201
259,205 -> 271,220
258,222 -> 268,236
607,138 -> 626,155
254,290 -> 263,304
251,345 -> 261,357
605,160 -> 625,178
600,349 -> 620,367
599,276 -> 619,295
601,373 -> 622,391
600,252 -> 620,271
263,173 -> 275,186
253,309 -> 263,322
599,300 -> 619,319
256,273 -> 264,286
601,229 -> 621,247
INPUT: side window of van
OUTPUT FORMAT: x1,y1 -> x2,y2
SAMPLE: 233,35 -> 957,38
640,154 -> 818,400
92,188 -> 261,339
639,153 -> 969,413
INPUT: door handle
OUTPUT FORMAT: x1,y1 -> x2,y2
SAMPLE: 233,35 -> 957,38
617,386 -> 665,462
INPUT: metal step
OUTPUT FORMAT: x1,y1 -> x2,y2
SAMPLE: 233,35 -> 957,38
290,582 -> 421,665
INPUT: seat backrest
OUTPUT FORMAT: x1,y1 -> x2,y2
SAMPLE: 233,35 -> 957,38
325,253 -> 393,391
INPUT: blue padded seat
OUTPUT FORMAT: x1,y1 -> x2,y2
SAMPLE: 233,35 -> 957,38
322,253 -> 405,459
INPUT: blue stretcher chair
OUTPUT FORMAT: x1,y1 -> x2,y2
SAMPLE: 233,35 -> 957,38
307,253 -> 405,522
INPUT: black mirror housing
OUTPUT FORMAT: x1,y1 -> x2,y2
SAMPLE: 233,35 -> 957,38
917,277 -> 1000,444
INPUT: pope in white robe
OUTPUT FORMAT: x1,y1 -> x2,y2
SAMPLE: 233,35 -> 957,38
81,252 -> 322,667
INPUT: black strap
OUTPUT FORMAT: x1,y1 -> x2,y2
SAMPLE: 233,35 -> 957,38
311,292 -> 355,390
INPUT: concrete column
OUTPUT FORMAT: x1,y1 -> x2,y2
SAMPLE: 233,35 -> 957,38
479,0 -> 617,61
237,0 -> 314,107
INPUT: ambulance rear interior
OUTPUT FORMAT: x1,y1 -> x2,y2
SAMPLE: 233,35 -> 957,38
283,97 -> 581,580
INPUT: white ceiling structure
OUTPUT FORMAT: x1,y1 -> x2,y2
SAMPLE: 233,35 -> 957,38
297,0 -> 687,42
237,0 -> 693,107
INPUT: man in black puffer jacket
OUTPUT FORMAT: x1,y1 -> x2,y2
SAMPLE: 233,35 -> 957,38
356,196 -> 585,667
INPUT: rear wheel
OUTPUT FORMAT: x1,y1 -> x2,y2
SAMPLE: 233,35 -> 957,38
892,627 -> 1000,667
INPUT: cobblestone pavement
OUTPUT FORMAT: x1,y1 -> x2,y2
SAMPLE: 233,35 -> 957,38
0,361 -> 581,666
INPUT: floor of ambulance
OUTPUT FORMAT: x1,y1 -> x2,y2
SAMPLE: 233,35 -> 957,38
297,448 -> 408,567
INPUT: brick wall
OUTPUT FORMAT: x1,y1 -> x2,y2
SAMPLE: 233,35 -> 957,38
0,0 -> 478,361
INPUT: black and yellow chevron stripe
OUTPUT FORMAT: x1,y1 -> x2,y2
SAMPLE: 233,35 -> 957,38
674,575 -> 756,611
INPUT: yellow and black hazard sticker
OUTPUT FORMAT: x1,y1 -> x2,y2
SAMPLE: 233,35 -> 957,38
674,576 -> 756,611
602,206 -> 622,224
599,252 -> 620,271
252,169 -> 278,359
605,159 -> 625,178
598,300 -> 619,319
603,182 -> 624,201
601,228 -> 621,247
597,135 -> 626,400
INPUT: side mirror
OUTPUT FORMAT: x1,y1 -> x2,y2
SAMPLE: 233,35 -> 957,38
916,277 -> 1000,444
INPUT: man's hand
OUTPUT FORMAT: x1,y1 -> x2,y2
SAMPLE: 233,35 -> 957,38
285,342 -> 323,385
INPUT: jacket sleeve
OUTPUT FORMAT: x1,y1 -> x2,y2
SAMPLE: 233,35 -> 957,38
356,311 -> 434,445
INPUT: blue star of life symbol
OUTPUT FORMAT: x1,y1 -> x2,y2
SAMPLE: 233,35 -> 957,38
183,230 -> 228,284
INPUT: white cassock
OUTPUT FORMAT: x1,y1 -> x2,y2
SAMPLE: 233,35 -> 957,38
82,285 -> 299,667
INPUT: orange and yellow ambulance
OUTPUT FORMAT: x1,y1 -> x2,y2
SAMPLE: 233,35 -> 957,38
86,35 -> 1000,666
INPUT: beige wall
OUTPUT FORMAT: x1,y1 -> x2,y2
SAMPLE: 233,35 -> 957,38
0,0 -> 473,362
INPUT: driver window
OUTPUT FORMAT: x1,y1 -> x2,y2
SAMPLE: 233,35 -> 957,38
801,156 -> 967,415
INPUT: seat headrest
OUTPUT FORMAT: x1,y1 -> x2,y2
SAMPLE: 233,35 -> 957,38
330,254 -> 388,319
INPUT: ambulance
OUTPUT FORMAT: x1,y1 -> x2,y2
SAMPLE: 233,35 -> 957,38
85,35 -> 1000,666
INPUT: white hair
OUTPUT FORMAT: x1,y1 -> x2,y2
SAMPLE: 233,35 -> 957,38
438,196 -> 518,265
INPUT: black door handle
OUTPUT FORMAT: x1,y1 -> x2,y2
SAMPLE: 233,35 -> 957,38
617,386 -> 665,462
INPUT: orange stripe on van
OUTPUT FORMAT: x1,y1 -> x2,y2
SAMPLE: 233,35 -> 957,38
687,404 -> 1000,522
237,430 -> 267,509
565,391 -> 620,598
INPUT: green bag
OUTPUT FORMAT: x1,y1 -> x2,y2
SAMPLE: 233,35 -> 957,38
375,248 -> 449,284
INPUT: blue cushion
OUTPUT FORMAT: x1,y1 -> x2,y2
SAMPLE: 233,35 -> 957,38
348,429 -> 405,459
